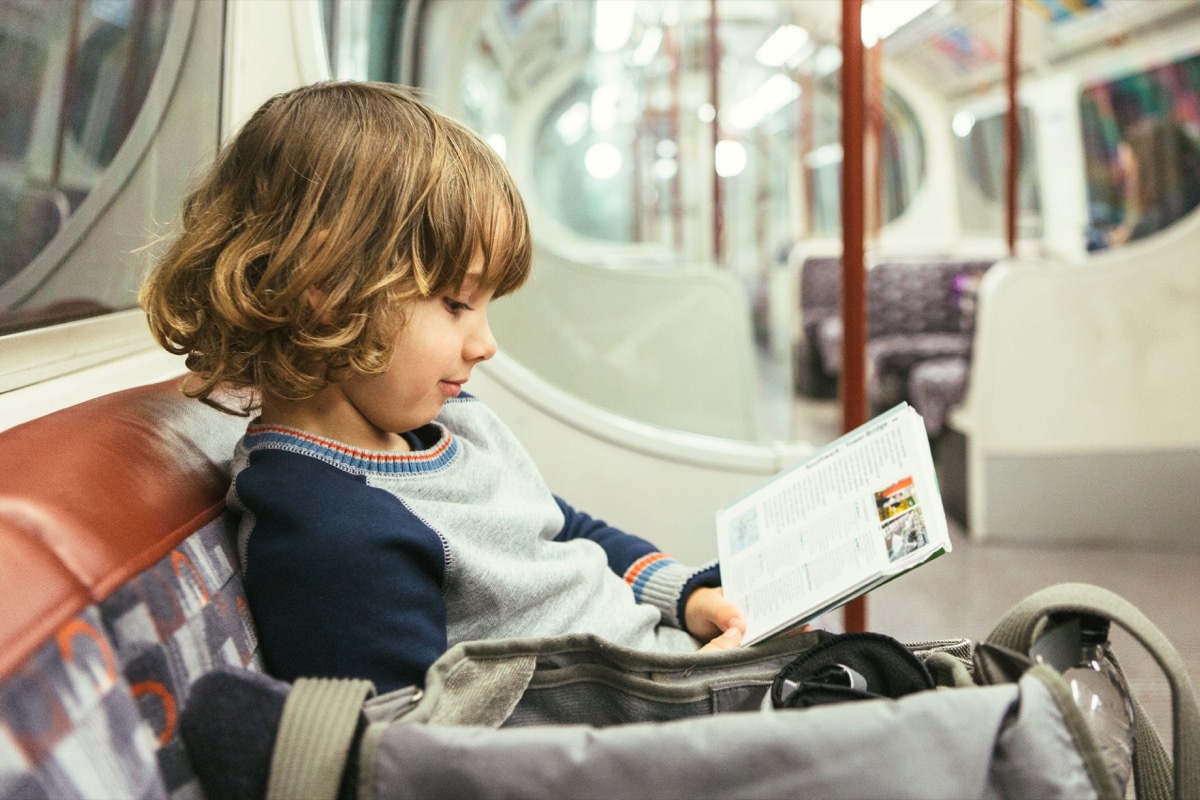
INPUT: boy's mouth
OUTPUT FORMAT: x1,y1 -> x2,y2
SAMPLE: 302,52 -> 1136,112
439,379 -> 464,398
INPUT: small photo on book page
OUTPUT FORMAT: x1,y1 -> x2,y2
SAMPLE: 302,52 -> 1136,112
876,476 -> 929,562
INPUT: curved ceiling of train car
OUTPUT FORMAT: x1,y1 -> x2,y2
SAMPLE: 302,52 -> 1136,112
876,0 -> 1200,102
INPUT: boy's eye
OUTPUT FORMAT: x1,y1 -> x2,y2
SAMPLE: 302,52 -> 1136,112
443,297 -> 471,315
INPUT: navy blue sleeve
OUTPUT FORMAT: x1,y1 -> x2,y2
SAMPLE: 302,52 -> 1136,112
552,495 -> 659,576
553,496 -> 722,628
235,450 -> 447,693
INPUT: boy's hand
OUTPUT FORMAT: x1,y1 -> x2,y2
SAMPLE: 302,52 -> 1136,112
685,586 -> 746,651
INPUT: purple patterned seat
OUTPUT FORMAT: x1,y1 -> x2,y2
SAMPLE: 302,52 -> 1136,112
795,256 -> 843,396
863,260 -> 991,410
799,258 -> 993,415
868,333 -> 974,410
815,315 -> 845,376
907,357 -> 970,438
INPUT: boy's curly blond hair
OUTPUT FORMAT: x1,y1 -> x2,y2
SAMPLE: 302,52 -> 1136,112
140,81 -> 531,411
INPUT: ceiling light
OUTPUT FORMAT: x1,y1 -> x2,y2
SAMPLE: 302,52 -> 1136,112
756,24 -> 811,68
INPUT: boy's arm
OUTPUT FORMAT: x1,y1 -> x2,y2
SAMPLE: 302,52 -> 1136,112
552,495 -> 721,629
236,451 -> 448,693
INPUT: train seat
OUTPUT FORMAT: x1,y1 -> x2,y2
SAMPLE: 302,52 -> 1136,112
794,255 -> 842,396
0,377 -> 257,799
906,356 -> 969,438
796,256 -> 994,412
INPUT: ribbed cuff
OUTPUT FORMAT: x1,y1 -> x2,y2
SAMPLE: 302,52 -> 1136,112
676,560 -> 722,632
624,554 -> 719,629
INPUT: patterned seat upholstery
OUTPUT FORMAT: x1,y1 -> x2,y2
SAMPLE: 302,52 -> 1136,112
797,257 -> 993,417
867,333 -> 973,409
795,256 -> 843,396
798,256 -> 843,354
815,316 -> 845,377
863,260 -> 991,411
907,357 -> 970,438
0,378 -> 256,799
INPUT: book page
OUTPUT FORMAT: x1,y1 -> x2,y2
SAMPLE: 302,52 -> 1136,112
717,405 -> 949,644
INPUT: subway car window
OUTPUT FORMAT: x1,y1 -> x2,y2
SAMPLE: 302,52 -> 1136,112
0,0 -> 173,334
807,82 -> 925,238
460,46 -> 514,163
417,0 -> 941,442
953,107 -> 1041,239
525,4 -> 927,255
1080,51 -> 1200,251
319,0 -> 400,82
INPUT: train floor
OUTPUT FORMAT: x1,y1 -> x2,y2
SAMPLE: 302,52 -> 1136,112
792,394 -> 1199,754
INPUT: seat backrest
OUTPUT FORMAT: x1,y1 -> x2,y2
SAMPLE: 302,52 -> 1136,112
867,260 -> 995,338
0,377 -> 258,800
799,256 -> 842,321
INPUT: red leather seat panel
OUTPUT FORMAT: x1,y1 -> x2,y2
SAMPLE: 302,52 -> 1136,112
0,502 -> 90,681
0,377 -> 247,678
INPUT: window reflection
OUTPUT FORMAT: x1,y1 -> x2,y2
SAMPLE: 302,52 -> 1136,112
0,0 -> 173,333
953,107 -> 1040,238
1081,52 -> 1200,251
807,82 -> 925,238
318,0 -> 397,82
535,77 -> 636,244
524,2 -> 927,258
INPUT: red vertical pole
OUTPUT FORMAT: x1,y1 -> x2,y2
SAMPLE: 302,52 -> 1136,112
52,0 -> 85,188
1005,0 -> 1020,255
632,111 -> 643,243
841,0 -> 868,633
667,18 -> 684,251
868,40 -> 884,241
710,0 -> 724,265
798,71 -> 814,239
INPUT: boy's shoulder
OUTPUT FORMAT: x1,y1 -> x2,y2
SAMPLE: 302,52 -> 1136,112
232,446 -> 443,546
234,444 -> 377,500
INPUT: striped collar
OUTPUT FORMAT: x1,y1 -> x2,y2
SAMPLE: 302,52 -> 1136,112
242,420 -> 458,475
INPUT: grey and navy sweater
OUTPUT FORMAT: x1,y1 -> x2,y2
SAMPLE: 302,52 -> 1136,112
228,394 -> 719,693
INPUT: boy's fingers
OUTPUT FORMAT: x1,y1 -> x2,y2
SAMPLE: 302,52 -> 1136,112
699,626 -> 743,652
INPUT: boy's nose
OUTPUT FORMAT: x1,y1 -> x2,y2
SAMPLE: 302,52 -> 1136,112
466,316 -> 497,363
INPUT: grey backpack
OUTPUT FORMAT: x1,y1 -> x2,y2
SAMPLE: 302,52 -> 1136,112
184,583 -> 1198,800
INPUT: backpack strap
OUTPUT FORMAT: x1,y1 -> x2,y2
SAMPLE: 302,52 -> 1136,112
267,677 -> 376,800
985,582 -> 1200,800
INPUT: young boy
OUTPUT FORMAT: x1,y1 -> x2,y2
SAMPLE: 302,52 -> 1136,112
140,81 -> 744,694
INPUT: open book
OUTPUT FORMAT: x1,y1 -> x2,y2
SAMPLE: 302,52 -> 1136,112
716,403 -> 950,645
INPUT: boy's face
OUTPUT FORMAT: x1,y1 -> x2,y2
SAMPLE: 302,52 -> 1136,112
337,260 -> 498,444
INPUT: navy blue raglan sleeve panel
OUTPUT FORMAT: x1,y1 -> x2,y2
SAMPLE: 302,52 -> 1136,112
552,495 -> 659,572
552,495 -> 722,630
234,449 -> 447,693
